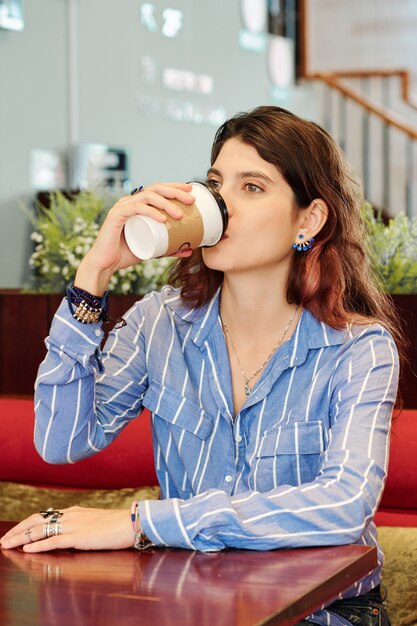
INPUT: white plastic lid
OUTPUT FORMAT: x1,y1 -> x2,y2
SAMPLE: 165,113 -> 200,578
190,182 -> 224,246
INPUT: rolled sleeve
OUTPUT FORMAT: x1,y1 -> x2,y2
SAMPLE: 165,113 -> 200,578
139,497 -> 195,550
43,298 -> 104,372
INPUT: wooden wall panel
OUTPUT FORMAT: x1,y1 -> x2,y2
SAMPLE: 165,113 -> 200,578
0,292 -> 139,395
1,291 -> 416,406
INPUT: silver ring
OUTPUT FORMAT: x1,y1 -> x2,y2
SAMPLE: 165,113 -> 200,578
25,528 -> 34,543
43,521 -> 63,538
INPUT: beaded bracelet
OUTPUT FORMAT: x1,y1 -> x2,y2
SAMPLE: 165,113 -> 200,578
73,300 -> 102,324
66,281 -> 126,328
130,501 -> 155,551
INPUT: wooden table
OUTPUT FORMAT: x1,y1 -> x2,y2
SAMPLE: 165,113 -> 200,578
0,521 -> 376,626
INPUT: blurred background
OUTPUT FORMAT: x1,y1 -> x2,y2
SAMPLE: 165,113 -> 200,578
1,8 -> 417,617
1,0 -> 417,290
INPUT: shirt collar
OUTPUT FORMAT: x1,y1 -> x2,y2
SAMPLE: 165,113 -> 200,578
164,286 -> 349,355
164,286 -> 221,347
288,307 -> 348,368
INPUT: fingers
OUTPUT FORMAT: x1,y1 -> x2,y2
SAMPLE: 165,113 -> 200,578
112,183 -> 195,224
1,507 -> 133,553
1,522 -> 42,550
1,520 -> 69,553
142,182 -> 194,201
1,508 -> 69,551
1,513 -> 45,544
23,535 -> 67,553
132,188 -> 185,220
79,181 -> 195,275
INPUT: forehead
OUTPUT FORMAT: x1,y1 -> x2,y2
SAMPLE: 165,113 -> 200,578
212,138 -> 284,184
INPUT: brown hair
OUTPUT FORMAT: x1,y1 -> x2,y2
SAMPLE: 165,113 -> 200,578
170,106 -> 402,348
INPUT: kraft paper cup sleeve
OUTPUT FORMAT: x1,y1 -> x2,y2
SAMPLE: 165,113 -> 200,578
164,200 -> 204,254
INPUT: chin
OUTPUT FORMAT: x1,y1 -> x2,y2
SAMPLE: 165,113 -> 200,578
201,245 -> 231,272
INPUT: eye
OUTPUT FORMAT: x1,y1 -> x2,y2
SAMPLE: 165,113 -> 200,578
244,182 -> 262,193
207,178 -> 221,190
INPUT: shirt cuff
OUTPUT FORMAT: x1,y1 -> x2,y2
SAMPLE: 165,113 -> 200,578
46,298 -> 104,370
49,298 -> 104,346
138,498 -> 196,550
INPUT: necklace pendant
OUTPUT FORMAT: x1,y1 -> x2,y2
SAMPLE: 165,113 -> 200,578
244,384 -> 251,398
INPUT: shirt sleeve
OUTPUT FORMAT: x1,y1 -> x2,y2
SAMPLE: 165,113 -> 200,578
34,297 -> 149,464
139,326 -> 399,551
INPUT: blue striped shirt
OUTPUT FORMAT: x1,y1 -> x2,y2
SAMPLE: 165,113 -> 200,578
34,285 -> 398,608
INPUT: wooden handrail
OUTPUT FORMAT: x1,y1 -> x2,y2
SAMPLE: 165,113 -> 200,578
316,69 -> 417,112
298,0 -> 417,115
313,72 -> 417,141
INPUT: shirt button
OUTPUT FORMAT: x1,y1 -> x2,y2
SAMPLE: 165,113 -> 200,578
95,330 -> 101,337
235,435 -> 243,443
225,475 -> 233,483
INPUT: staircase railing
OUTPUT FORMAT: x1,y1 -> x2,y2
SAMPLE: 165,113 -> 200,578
310,70 -> 417,217
297,1 -> 417,216
317,69 -> 417,112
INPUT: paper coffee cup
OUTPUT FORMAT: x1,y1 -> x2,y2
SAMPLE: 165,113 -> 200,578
124,182 -> 228,260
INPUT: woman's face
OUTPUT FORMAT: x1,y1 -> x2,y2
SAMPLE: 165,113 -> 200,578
202,138 -> 302,276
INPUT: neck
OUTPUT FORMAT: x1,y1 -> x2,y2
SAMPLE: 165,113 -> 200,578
220,266 -> 296,333
219,268 -> 300,411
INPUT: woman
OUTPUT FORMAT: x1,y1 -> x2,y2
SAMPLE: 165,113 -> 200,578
1,107 -> 399,625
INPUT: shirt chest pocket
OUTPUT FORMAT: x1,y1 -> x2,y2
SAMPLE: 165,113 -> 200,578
253,420 -> 325,491
143,380 -> 215,441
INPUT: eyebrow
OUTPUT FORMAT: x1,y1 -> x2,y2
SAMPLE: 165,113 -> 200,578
206,167 -> 275,184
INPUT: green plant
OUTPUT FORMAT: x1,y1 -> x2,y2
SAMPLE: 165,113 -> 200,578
26,190 -> 174,294
364,203 -> 417,294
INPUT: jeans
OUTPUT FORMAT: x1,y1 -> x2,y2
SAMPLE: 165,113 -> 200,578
296,585 -> 391,626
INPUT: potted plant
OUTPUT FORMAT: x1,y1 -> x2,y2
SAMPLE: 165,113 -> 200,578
364,203 -> 417,407
26,190 -> 173,295
0,190 -> 174,395
364,203 -> 417,294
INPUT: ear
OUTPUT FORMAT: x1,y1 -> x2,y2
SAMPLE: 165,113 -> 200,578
295,199 -> 328,243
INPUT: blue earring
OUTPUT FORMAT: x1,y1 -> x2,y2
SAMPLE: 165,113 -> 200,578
292,234 -> 315,252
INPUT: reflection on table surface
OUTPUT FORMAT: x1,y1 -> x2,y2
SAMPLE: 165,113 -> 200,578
0,521 -> 376,626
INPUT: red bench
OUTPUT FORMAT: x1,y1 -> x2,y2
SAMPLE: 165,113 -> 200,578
0,397 -> 416,526
0,396 -> 156,490
374,409 -> 417,527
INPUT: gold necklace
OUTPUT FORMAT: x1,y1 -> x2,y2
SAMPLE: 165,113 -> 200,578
221,306 -> 299,398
